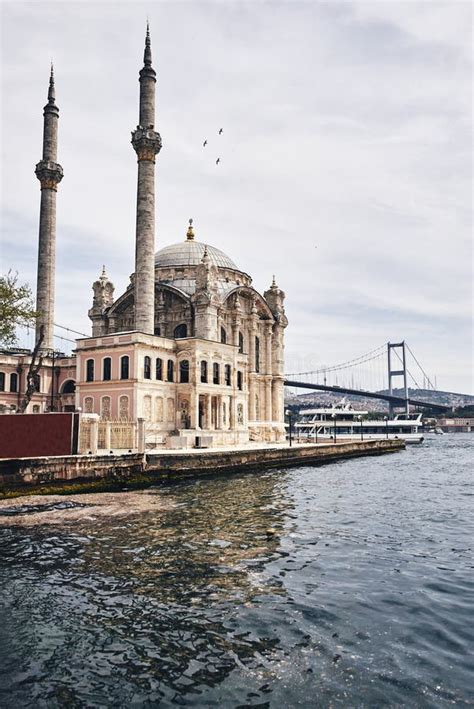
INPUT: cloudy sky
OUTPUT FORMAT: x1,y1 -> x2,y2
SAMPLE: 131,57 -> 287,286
1,1 -> 472,393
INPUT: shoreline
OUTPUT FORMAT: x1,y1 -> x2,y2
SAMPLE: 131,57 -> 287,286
0,439 -> 404,499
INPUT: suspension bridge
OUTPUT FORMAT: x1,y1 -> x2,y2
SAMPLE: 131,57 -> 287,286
48,325 -> 450,412
285,341 -> 450,413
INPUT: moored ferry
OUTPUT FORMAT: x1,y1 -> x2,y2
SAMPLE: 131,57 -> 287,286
295,401 -> 424,444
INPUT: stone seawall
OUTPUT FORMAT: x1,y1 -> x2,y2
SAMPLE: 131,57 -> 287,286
0,439 -> 404,497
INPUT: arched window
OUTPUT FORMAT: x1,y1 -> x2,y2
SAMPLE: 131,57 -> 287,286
86,359 -> 94,382
101,396 -> 111,420
255,336 -> 260,373
120,356 -> 129,380
238,332 -> 244,354
143,395 -> 152,422
167,397 -> 175,422
10,373 -> 18,393
0,373 -> 5,392
220,327 -> 227,344
167,360 -> 174,382
156,357 -> 163,380
237,371 -> 243,390
213,363 -> 220,385
119,395 -> 130,420
225,364 -> 231,386
200,361 -> 208,383
179,360 -> 190,383
103,357 -> 111,381
155,396 -> 164,422
174,323 -> 187,339
84,396 -> 94,413
144,356 -> 151,379
62,380 -> 76,394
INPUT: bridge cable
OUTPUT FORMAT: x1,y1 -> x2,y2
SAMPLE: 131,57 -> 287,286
405,343 -> 435,390
286,344 -> 386,378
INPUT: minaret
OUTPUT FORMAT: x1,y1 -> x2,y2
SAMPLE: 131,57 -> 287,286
132,24 -> 162,333
34,65 -> 64,351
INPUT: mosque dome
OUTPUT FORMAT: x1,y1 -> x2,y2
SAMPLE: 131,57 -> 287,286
154,220 -> 239,271
154,241 -> 238,270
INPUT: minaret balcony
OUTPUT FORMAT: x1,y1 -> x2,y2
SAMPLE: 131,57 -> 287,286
35,160 -> 64,190
131,127 -> 162,162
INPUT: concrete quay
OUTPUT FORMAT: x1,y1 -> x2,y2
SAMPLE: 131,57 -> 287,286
0,439 -> 404,498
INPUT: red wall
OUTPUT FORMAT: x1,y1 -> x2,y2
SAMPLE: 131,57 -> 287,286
0,413 -> 78,459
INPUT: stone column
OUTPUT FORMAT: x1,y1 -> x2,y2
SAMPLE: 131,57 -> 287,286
264,322 -> 272,375
248,375 -> 256,421
265,377 -> 272,422
189,389 -> 198,429
35,67 -> 63,351
137,417 -> 146,453
132,26 -> 162,334
206,394 -> 212,430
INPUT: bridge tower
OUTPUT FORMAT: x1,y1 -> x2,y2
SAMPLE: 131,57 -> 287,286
387,341 -> 409,416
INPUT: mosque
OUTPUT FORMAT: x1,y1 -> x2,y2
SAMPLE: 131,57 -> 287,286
0,28 -> 288,446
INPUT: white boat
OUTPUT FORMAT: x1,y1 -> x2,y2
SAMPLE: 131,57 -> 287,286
295,401 -> 424,444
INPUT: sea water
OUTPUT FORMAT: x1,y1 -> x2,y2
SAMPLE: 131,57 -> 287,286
0,434 -> 472,707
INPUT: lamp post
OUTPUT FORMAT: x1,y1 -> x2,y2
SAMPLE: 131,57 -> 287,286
357,414 -> 363,441
331,412 -> 337,444
50,349 -> 59,412
285,409 -> 293,447
384,415 -> 389,439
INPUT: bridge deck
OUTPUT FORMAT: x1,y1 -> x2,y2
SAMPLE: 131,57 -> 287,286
284,380 -> 449,411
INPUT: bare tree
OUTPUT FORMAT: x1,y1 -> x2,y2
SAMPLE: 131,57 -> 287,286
18,326 -> 44,414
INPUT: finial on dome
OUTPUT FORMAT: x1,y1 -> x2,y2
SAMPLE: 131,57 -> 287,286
271,274 -> 277,288
186,218 -> 195,241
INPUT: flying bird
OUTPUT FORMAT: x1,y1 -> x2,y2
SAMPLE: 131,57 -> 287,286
203,139 -> 207,147
216,158 -> 220,165
218,128 -> 223,135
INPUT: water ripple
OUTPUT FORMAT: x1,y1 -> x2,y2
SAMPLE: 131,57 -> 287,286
0,434 -> 473,707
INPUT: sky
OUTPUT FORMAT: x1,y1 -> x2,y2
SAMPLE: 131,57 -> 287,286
0,0 -> 472,394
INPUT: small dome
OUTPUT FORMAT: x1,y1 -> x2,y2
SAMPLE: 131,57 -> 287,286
155,240 -> 238,270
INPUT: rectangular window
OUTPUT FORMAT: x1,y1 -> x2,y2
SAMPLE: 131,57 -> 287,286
200,361 -> 208,383
156,358 -> 163,380
213,363 -> 220,385
255,337 -> 260,373
10,373 -> 18,393
103,358 -> 111,381
237,371 -> 243,390
86,359 -> 94,382
0,373 -> 4,391
225,364 -> 231,386
167,360 -> 174,382
144,356 -> 151,379
120,356 -> 129,380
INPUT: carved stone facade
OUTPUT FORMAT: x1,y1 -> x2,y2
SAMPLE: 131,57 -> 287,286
79,221 -> 288,444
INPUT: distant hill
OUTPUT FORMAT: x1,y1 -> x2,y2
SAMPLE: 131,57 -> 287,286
284,387 -> 474,413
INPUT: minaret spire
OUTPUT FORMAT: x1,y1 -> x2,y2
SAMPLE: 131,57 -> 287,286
34,66 -> 64,351
144,21 -> 152,67
48,63 -> 55,104
131,24 -> 162,334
